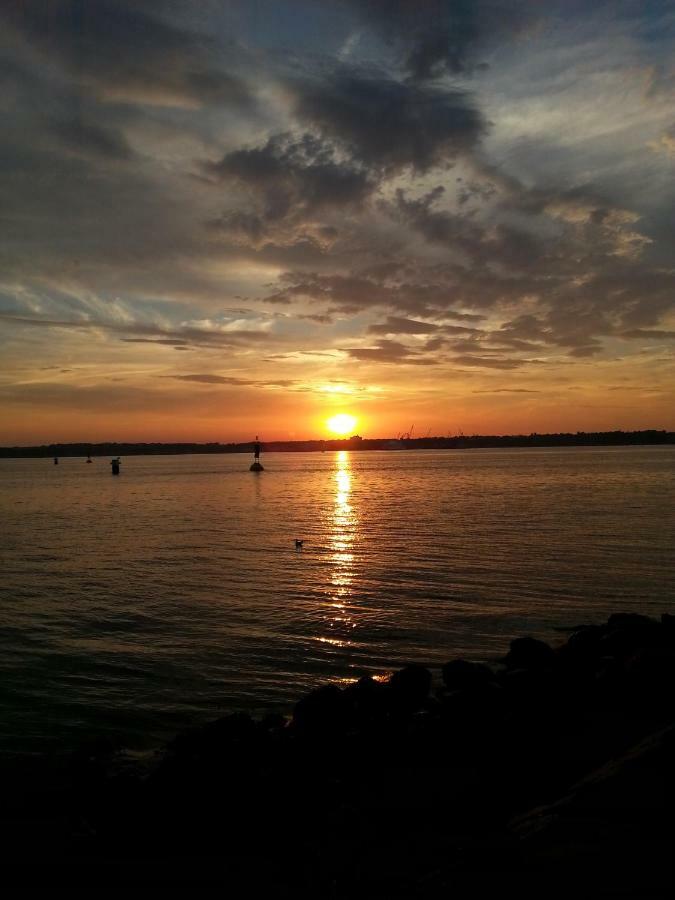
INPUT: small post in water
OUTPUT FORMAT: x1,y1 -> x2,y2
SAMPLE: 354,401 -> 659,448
250,436 -> 264,472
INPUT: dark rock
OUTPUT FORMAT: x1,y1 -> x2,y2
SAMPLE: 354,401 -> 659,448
442,659 -> 494,692
599,618 -> 662,660
592,655 -> 627,701
660,614 -> 675,647
561,624 -> 605,662
260,713 -> 287,732
292,684 -> 349,732
508,725 -> 675,896
624,647 -> 675,702
343,675 -> 388,722
503,636 -> 557,671
606,612 -> 656,631
388,664 -> 432,710
440,682 -> 508,737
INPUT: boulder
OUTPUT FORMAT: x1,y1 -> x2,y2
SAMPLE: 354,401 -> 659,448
606,612 -> 655,631
442,659 -> 494,692
503,636 -> 557,671
292,684 -> 349,732
389,664 -> 432,710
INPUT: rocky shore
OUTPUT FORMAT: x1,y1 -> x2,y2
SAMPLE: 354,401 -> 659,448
2,612 -> 674,896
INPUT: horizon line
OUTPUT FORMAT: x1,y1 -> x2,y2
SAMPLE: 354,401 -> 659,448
1,428 -> 673,452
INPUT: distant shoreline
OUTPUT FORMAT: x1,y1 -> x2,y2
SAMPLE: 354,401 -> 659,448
0,429 -> 673,458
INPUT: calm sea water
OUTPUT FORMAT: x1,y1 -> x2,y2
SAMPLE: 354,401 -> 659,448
1,447 -> 673,752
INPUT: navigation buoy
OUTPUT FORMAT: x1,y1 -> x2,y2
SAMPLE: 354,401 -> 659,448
250,435 -> 264,472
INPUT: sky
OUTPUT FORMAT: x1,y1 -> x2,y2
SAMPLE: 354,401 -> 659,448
1,0 -> 674,444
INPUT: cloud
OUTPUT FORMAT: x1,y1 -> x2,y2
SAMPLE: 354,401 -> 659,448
0,312 -> 275,350
163,374 -> 255,385
265,272 -> 474,317
453,355 -> 530,369
620,329 -> 675,340
648,125 -> 675,157
343,339 -> 436,364
122,338 -> 191,347
391,186 -> 543,270
1,0 -> 253,108
50,117 -> 134,161
291,66 -> 485,173
343,0 -> 537,80
162,374 -> 297,388
368,316 -> 438,335
205,132 -> 372,242
1,0 -> 675,438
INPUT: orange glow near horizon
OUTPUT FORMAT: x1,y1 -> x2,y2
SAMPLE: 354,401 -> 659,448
326,413 -> 358,436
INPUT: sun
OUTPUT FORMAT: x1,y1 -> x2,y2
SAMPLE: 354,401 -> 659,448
326,413 -> 357,436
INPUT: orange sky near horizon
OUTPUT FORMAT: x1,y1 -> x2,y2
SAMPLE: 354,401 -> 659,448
3,363 -> 673,446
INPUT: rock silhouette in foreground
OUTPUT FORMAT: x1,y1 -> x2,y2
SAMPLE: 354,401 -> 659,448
1,611 -> 674,896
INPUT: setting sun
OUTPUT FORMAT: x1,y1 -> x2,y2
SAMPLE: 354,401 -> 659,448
326,413 -> 357,436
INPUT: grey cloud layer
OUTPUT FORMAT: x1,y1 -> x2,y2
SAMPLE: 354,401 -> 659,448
0,0 -> 673,384
1,0 -> 253,107
290,67 -> 484,172
343,0 -> 536,79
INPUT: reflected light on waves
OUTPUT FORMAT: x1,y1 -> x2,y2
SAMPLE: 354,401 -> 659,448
322,450 -> 357,647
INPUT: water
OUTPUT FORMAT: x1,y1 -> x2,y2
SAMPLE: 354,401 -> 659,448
1,447 -> 673,752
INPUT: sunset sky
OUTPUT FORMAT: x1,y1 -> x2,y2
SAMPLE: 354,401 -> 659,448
1,0 -> 674,444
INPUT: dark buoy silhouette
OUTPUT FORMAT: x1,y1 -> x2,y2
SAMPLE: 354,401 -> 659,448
295,539 -> 304,550
111,457 -> 121,476
250,435 -> 264,472
86,454 -> 92,464
53,457 -> 59,465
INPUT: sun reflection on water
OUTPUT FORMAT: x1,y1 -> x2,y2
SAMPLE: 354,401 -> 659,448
319,450 -> 358,647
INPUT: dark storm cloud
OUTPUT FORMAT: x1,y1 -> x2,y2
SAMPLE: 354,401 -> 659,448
490,310 -> 607,358
206,133 -> 372,241
291,67 -> 484,173
0,0 -> 252,108
205,65 -> 486,250
392,186 -> 543,269
343,0 -> 536,79
265,273 -> 459,317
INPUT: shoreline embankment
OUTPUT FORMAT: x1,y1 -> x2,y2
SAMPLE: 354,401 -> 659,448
1,611 -> 674,895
